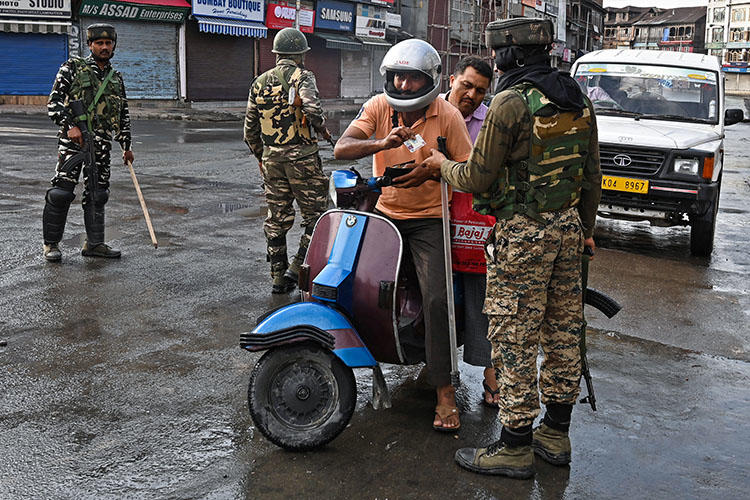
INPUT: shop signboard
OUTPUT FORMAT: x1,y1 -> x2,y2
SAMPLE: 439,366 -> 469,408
192,0 -> 263,22
386,12 -> 400,27
1,0 -> 71,19
80,0 -> 188,22
356,4 -> 385,39
315,0 -> 354,31
266,2 -> 314,32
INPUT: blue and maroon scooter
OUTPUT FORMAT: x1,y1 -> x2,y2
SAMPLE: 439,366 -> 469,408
240,166 -> 620,451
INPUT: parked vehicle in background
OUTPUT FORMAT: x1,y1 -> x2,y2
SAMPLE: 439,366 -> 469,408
572,49 -> 744,256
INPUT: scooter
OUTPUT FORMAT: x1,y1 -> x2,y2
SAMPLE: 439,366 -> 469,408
240,167 -> 620,451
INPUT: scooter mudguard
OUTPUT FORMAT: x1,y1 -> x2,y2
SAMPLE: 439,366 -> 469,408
239,301 -> 377,368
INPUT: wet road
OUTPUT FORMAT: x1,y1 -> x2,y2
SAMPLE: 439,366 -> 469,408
1,114 -> 749,499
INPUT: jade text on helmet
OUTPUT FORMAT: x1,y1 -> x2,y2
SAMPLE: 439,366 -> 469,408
272,28 -> 310,55
485,18 -> 553,49
379,39 -> 442,112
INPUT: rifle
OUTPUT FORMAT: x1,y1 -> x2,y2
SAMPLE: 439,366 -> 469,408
69,99 -> 97,202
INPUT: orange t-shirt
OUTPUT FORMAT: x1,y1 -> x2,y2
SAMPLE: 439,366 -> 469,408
349,94 -> 473,219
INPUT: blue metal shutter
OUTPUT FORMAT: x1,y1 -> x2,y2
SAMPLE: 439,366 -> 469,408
80,18 -> 178,99
0,32 -> 68,95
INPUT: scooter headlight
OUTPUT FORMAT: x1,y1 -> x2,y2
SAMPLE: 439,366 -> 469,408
672,158 -> 699,176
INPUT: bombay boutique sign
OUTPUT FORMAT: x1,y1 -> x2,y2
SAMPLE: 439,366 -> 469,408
79,0 -> 188,22
1,0 -> 71,18
192,0 -> 264,22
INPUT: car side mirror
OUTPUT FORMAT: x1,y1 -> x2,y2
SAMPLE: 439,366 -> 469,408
725,108 -> 744,126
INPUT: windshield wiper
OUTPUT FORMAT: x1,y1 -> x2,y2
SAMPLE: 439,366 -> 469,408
594,109 -> 643,118
639,113 -> 712,123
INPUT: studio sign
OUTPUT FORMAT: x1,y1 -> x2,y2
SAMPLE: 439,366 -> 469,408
321,7 -> 351,22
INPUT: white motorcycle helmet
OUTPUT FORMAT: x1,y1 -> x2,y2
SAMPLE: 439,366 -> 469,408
380,39 -> 442,112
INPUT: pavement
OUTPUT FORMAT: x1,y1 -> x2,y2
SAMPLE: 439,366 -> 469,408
0,98 -> 364,122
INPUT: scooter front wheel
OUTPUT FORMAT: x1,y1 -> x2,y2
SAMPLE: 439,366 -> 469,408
248,342 -> 356,451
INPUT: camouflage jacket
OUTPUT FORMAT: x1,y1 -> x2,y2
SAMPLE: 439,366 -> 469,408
243,59 -> 326,163
47,55 -> 132,151
441,86 -> 602,238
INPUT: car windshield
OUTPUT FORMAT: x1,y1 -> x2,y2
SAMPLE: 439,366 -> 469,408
574,62 -> 719,124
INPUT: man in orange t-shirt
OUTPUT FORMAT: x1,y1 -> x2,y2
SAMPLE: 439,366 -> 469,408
334,39 -> 472,432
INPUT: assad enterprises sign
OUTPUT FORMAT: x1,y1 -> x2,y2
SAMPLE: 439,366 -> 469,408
80,0 -> 187,22
192,0 -> 264,22
0,0 -> 71,19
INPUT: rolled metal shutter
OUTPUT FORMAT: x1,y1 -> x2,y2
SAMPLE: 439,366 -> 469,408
81,17 -> 178,99
185,20 -> 254,101
340,49 -> 370,98
0,32 -> 68,95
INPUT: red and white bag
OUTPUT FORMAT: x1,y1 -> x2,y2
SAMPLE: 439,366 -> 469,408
450,190 -> 496,274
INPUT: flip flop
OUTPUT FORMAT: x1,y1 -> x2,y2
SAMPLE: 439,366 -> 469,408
482,380 -> 501,408
433,404 -> 461,433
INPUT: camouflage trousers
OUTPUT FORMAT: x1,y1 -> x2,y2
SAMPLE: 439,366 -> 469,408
484,208 -> 583,429
262,153 -> 328,277
51,136 -> 112,204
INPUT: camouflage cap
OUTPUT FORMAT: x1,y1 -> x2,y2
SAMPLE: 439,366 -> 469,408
86,23 -> 117,43
485,18 -> 553,49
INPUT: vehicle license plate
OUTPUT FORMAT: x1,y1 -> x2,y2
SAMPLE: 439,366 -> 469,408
601,175 -> 648,194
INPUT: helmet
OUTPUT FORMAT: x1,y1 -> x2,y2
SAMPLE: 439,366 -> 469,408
272,28 -> 310,55
485,18 -> 553,49
380,39 -> 442,112
86,23 -> 117,45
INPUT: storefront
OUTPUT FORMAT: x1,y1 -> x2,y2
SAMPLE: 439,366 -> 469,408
259,0 -> 340,99
186,0 -> 267,101
0,0 -> 73,97
355,3 -> 391,95
79,0 -> 189,99
315,0 -> 362,98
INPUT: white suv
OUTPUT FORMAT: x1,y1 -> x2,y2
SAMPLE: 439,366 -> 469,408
572,49 -> 744,256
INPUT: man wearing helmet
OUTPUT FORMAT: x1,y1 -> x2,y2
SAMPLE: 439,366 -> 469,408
334,38 -> 473,432
244,28 -> 331,294
43,23 -> 133,262
424,19 -> 602,477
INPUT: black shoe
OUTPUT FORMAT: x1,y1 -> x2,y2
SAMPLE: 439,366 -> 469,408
43,243 -> 62,262
81,242 -> 121,258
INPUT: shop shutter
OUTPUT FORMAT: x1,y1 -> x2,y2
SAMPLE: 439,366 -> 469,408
0,32 -> 68,95
304,36 -> 340,99
81,17 -> 178,99
185,20 -> 255,101
370,46 -> 388,94
340,49 -> 370,98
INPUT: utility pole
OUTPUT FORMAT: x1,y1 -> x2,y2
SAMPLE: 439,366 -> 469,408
295,0 -> 301,29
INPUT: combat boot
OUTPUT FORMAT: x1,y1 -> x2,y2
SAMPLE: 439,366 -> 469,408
43,243 -> 62,262
81,241 -> 121,258
271,271 -> 295,294
455,441 -> 534,478
532,423 -> 571,466
283,259 -> 302,289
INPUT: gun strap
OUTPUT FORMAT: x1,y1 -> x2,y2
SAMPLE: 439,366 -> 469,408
85,68 -> 116,130
273,66 -> 292,94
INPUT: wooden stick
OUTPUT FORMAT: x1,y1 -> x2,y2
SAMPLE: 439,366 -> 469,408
127,161 -> 158,249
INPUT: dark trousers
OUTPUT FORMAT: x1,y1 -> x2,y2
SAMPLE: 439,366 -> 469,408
390,217 -> 451,387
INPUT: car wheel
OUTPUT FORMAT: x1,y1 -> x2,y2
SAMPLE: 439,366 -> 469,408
690,189 -> 719,257
248,342 -> 356,451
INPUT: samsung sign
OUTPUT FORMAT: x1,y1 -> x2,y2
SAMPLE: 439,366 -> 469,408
316,0 -> 354,31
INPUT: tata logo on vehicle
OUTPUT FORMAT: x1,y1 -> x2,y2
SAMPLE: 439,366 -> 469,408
613,154 -> 632,167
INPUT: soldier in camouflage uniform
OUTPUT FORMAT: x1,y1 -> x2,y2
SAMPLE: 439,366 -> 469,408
244,28 -> 331,294
43,23 -> 133,262
423,18 -> 602,477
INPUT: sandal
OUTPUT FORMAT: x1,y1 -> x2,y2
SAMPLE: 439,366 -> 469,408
433,404 -> 461,432
482,380 -> 501,408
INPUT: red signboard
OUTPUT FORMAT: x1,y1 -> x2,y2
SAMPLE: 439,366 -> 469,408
266,3 -> 315,33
